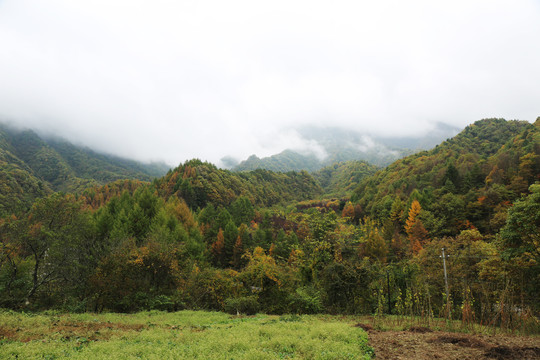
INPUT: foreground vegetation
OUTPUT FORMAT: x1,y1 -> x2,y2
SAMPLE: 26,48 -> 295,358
2,310 -> 538,360
0,310 -> 373,360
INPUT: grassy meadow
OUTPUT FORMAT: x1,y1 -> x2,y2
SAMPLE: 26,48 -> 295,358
0,310 -> 373,359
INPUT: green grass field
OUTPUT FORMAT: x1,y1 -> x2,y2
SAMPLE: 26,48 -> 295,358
0,310 -> 373,359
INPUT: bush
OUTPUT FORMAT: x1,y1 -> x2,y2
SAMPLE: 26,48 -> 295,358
148,295 -> 175,312
288,287 -> 323,314
224,296 -> 259,315
60,298 -> 90,313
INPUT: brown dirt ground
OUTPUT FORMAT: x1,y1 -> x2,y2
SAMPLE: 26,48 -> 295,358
363,326 -> 540,360
0,321 -> 146,342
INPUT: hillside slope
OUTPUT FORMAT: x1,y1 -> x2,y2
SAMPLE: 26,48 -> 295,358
234,150 -> 322,173
352,118 -> 539,236
313,160 -> 379,196
154,159 -> 323,209
0,128 -> 51,216
0,123 -> 169,215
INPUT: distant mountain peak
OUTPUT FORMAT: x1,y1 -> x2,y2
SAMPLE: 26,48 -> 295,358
230,123 -> 460,172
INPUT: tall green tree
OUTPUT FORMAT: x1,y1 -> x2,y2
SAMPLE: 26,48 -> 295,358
498,183 -> 540,311
1,194 -> 95,307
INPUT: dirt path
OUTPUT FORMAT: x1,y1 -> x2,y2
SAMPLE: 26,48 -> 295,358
357,325 -> 540,359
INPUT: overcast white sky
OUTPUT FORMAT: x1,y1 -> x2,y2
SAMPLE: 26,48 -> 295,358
0,0 -> 539,166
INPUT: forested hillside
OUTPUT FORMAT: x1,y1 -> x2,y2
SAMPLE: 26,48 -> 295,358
233,150 -> 322,173
154,159 -> 323,209
313,160 -> 378,196
353,118 -> 539,236
232,145 -> 408,173
0,128 -> 50,216
0,123 -> 169,216
0,118 -> 538,332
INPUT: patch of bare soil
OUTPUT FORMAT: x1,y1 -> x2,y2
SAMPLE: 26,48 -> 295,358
56,321 -> 145,332
365,328 -> 540,359
0,321 -> 146,342
0,325 -> 40,343
408,326 -> 432,333
0,326 -> 17,341
53,321 -> 146,340
354,323 -> 374,332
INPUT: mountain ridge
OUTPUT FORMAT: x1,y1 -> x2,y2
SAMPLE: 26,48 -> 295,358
0,122 -> 169,216
230,123 -> 460,172
352,118 -> 539,236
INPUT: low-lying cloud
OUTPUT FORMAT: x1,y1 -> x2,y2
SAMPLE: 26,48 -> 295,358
0,0 -> 538,166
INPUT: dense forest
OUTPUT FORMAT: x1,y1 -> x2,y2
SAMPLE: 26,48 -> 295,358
0,118 -> 538,331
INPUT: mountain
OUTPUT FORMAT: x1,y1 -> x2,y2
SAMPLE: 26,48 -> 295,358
352,118 -> 539,236
312,160 -> 379,196
0,129 -> 50,216
154,159 -> 323,209
233,150 -> 322,173
230,123 -> 460,172
0,123 -> 169,216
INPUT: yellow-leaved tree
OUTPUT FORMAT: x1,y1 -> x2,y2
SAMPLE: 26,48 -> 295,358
405,200 -> 429,255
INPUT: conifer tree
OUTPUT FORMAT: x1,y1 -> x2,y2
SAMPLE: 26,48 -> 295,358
211,228 -> 225,267
405,200 -> 429,255
341,201 -> 355,219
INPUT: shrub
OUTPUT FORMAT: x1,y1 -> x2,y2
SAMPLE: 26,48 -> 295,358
224,296 -> 259,315
288,286 -> 323,314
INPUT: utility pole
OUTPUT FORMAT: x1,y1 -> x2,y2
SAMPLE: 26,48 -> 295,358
441,247 -> 450,318
386,270 -> 391,314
